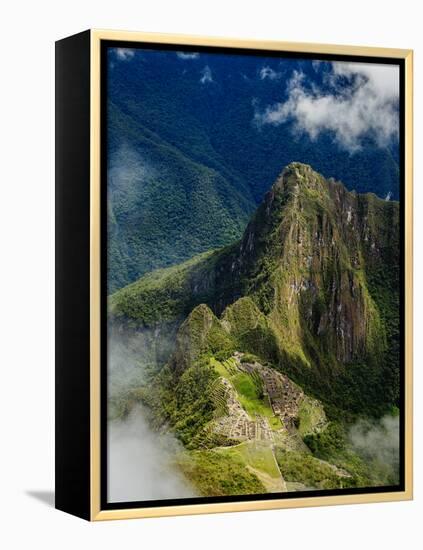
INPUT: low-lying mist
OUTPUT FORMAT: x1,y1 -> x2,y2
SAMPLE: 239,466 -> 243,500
108,322 -> 178,408
348,414 -> 400,484
108,406 -> 196,502
107,324 -> 195,503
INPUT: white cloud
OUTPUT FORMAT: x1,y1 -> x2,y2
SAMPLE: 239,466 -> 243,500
259,66 -> 281,80
200,65 -> 213,84
332,62 -> 399,100
176,51 -> 200,60
115,48 -> 135,61
108,407 -> 196,502
255,62 -> 399,152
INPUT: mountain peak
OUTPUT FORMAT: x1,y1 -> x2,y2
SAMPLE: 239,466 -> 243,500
271,162 -> 327,197
283,161 -> 315,176
237,163 -> 331,264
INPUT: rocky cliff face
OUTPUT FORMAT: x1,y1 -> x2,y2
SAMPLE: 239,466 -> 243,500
233,162 -> 392,366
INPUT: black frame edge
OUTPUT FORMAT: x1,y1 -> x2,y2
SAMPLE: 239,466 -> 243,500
55,29 -> 91,521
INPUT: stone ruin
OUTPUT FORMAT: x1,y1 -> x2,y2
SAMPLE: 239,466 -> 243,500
212,378 -> 274,442
209,352 -> 310,444
237,358 -> 304,429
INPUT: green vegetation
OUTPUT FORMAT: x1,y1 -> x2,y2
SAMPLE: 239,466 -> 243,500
210,357 -> 238,378
139,358 -> 219,449
108,251 -> 216,325
223,298 -> 279,360
302,420 -> 398,487
221,443 -> 279,478
297,397 -> 326,437
304,422 -> 348,460
302,422 -> 371,486
176,448 -> 266,496
107,103 -> 255,293
220,442 -> 283,490
171,304 -> 236,372
275,449 -> 350,490
177,442 -> 284,494
231,372 -> 276,423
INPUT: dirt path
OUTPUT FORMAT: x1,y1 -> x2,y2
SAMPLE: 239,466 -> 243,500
247,464 -> 287,493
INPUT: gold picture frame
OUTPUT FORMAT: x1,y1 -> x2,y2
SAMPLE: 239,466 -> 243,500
55,29 -> 413,521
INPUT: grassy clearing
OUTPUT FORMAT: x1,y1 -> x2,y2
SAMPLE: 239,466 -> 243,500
210,358 -> 281,430
218,441 -> 281,480
230,372 -> 281,429
268,415 -> 282,430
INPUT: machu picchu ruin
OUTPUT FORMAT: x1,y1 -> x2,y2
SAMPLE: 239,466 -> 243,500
207,352 -> 326,446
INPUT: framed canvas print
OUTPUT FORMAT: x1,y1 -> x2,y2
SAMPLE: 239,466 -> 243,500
55,29 -> 413,521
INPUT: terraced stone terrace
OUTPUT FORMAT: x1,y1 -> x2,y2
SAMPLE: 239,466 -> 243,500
211,378 -> 274,442
238,359 -> 304,427
208,353 -> 326,446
